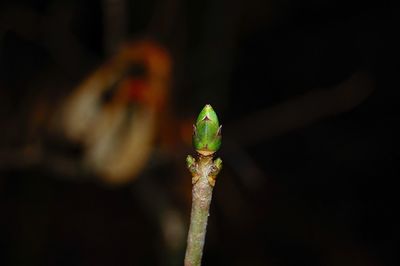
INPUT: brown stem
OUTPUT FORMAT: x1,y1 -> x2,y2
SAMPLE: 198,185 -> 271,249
184,155 -> 220,266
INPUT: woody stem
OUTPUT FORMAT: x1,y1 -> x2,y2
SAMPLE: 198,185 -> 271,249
184,155 -> 215,266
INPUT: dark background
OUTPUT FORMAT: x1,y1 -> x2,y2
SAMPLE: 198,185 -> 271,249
1,0 -> 399,265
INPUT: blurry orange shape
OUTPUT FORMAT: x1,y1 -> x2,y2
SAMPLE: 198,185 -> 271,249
60,39 -> 172,185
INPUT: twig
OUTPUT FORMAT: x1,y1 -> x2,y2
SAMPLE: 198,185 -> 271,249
184,105 -> 222,266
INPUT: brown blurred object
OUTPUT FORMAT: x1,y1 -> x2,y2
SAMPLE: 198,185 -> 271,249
59,40 -> 172,184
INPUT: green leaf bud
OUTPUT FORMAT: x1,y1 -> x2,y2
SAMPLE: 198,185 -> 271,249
193,104 -> 221,155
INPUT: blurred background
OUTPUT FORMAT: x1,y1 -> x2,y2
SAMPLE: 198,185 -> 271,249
1,0 -> 399,265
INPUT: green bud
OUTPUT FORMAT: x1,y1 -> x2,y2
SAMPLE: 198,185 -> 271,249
193,104 -> 222,155
186,155 -> 196,168
213,158 -> 222,170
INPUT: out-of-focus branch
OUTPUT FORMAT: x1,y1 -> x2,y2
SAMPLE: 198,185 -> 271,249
0,145 -> 87,180
227,70 -> 375,147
